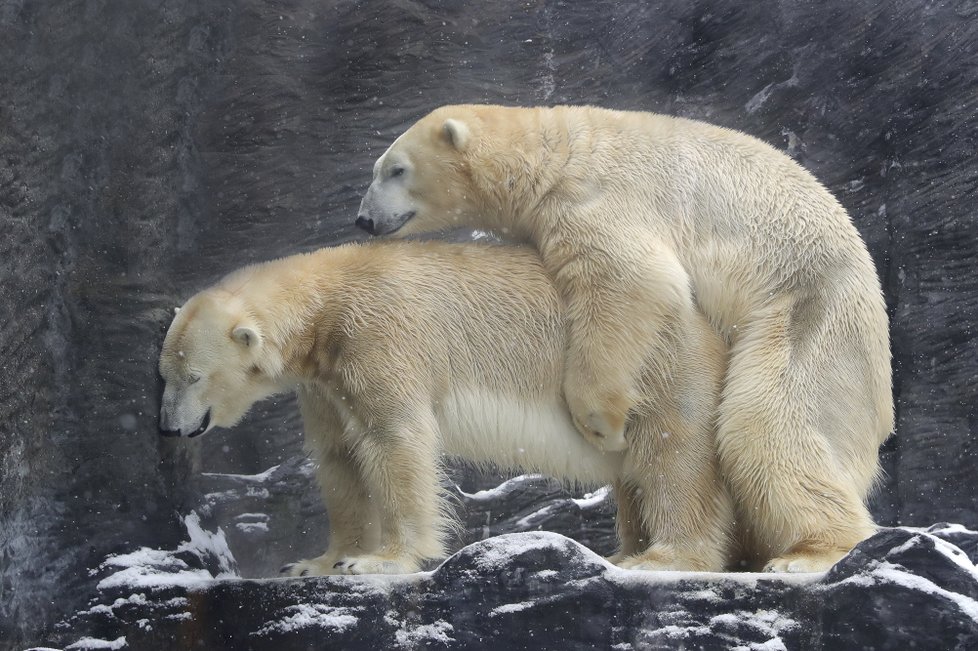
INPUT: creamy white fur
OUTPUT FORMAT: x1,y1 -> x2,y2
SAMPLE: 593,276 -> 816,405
159,240 -> 732,576
359,104 -> 893,573
436,389 -> 623,485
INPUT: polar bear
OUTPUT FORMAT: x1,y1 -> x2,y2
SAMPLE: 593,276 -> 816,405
158,241 -> 733,575
356,104 -> 893,573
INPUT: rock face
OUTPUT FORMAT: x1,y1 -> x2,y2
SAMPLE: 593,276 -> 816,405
2,0 -> 978,648
54,520 -> 978,650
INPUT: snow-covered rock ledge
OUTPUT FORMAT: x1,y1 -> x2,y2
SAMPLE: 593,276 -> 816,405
41,523 -> 978,650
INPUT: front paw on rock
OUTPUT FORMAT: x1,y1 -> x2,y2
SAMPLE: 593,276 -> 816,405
332,554 -> 417,575
281,560 -> 321,577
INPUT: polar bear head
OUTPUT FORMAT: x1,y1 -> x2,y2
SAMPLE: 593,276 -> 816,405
158,292 -> 283,437
356,105 -> 495,236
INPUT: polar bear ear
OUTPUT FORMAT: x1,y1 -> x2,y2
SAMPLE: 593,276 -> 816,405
232,324 -> 261,349
443,119 -> 470,151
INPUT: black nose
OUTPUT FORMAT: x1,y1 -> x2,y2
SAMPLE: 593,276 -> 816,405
355,215 -> 375,234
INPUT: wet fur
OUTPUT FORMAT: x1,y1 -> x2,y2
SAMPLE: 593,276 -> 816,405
359,104 -> 893,572
160,240 -> 734,575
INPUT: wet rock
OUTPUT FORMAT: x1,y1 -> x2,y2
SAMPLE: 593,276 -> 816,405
54,521 -> 978,650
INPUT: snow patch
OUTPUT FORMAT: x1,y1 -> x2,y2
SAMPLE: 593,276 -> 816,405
457,474 -> 546,501
201,464 -> 281,483
491,601 -> 536,615
97,512 -> 238,590
606,564 -> 824,589
714,609 -> 797,651
874,561 -> 978,622
394,620 -> 455,647
745,72 -> 798,114
469,531 -> 584,571
253,604 -> 359,636
571,484 -> 611,508
924,523 -> 978,537
514,503 -> 559,528
65,637 -> 127,650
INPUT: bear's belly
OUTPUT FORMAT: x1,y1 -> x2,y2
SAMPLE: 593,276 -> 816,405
435,389 -> 625,486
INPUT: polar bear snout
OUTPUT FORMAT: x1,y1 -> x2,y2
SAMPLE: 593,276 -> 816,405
158,382 -> 212,438
355,209 -> 416,236
357,177 -> 418,236
355,215 -> 376,234
158,401 -> 211,438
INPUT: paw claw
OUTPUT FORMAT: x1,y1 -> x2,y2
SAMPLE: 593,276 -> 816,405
332,554 -> 417,575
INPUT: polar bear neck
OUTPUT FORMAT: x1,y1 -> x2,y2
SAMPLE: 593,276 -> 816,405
452,106 -> 565,234
217,247 -> 357,384
462,105 -> 623,237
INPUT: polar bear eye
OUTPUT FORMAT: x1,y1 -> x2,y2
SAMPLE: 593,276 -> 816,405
390,166 -> 406,178
188,374 -> 201,385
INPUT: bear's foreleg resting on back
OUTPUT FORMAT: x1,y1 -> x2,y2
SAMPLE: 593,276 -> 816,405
551,227 -> 696,453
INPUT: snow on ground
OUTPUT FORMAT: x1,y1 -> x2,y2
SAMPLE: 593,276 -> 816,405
253,604 -> 360,636
201,464 -> 282,484
466,530 -> 588,572
235,512 -> 271,533
456,474 -> 547,500
96,512 -> 238,591
876,562 -> 978,621
67,472 -> 978,651
571,484 -> 612,508
491,601 -> 537,615
393,620 -> 456,647
64,637 -> 127,650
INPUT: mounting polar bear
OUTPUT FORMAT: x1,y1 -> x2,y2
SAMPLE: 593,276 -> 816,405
356,104 -> 893,572
159,241 -> 733,575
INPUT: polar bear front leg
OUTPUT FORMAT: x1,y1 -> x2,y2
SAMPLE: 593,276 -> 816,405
285,390 -> 382,577
330,416 -> 448,575
282,448 -> 381,577
550,230 -> 695,453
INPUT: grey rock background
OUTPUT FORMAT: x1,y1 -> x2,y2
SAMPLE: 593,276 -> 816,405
2,0 -> 977,648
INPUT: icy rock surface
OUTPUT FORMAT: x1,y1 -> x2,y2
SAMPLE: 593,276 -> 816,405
55,521 -> 978,650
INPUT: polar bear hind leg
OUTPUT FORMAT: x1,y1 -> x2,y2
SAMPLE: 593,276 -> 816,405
718,297 -> 880,573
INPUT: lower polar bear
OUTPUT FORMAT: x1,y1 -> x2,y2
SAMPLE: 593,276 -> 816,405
159,240 -> 733,575
356,104 -> 893,572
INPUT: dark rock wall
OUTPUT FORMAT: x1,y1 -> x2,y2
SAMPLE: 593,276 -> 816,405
2,0 -> 977,648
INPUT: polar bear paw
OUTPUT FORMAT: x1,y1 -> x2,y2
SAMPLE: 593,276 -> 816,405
281,553 -> 343,577
616,556 -> 678,572
764,548 -> 848,573
566,398 -> 629,452
331,553 -> 419,575
574,410 -> 628,452
614,544 -> 724,572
